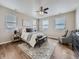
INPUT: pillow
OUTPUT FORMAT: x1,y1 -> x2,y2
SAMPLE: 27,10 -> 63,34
66,31 -> 71,37
62,30 -> 68,37
37,35 -> 43,38
21,32 -> 30,42
26,28 -> 33,32
76,32 -> 79,36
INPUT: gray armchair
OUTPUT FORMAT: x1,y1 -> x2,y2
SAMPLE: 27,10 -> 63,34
59,30 -> 72,44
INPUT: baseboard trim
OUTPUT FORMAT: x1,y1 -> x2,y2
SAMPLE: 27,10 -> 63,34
0,39 -> 20,45
0,41 -> 12,45
48,37 -> 58,40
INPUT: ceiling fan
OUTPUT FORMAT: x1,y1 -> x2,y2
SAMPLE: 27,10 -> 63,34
36,6 -> 49,15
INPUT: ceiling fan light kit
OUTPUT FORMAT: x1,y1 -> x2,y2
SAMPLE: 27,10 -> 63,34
39,11 -> 44,15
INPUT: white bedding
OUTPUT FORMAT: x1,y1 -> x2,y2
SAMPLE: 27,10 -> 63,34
21,32 -> 45,47
29,34 -> 37,47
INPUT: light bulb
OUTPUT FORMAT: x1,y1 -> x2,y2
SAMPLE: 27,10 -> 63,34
39,11 -> 44,15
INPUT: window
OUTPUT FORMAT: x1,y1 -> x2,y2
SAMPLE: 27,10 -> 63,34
23,20 -> 32,28
55,16 -> 65,30
33,20 -> 37,31
42,20 -> 48,31
6,15 -> 16,31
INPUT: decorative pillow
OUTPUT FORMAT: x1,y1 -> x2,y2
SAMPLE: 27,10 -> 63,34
26,28 -> 33,32
21,32 -> 31,42
76,32 -> 79,36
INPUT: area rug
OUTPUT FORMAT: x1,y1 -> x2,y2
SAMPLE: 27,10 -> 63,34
18,40 -> 57,59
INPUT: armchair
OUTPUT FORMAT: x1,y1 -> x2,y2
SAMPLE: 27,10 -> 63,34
59,30 -> 72,44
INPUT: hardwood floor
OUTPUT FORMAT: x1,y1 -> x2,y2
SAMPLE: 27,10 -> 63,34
0,39 -> 77,59
0,42 -> 31,59
49,39 -> 76,59
50,44 -> 76,59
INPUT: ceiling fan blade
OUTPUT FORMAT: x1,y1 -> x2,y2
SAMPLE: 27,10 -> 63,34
44,8 -> 49,11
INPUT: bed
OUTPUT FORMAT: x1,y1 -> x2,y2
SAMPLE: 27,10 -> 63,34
21,28 -> 47,47
18,28 -> 57,59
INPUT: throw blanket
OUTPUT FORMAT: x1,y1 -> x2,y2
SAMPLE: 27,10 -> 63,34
21,32 -> 45,47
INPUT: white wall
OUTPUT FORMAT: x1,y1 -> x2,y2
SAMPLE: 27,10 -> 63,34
76,7 -> 79,29
0,6 -> 35,43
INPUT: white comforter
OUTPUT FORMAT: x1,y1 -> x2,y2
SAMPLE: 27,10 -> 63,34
21,32 -> 44,47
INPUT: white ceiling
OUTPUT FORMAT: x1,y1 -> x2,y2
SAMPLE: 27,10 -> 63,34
0,0 -> 79,18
